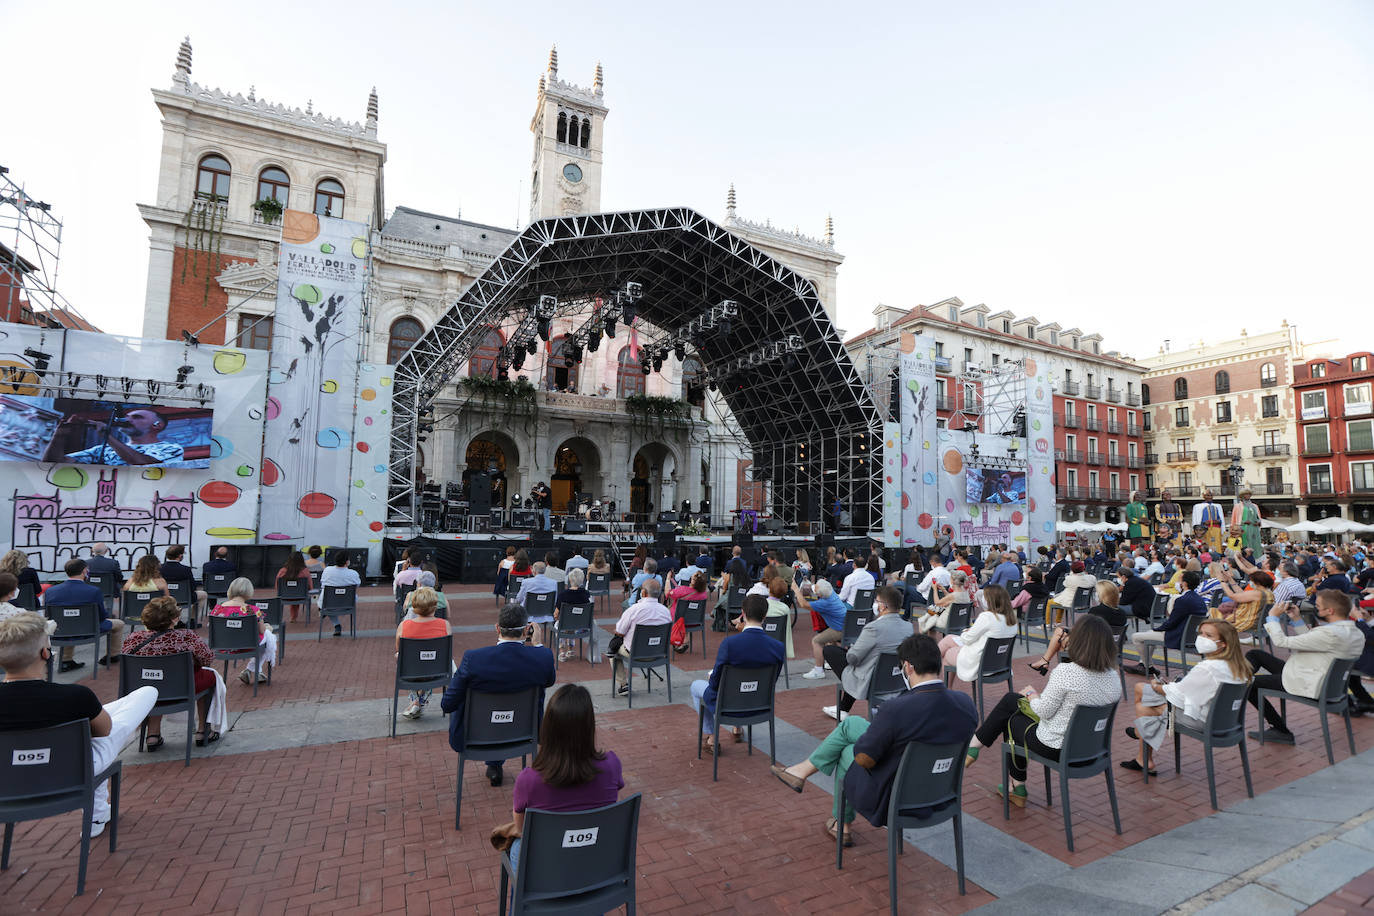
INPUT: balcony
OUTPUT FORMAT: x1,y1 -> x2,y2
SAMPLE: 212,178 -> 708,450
1308,482 -> 1336,495
1166,451 -> 1198,463
1354,483 -> 1374,494
1173,486 -> 1199,498
1061,449 -> 1083,463
1348,439 -> 1374,455
1252,444 -> 1290,458
1128,456 -> 1142,469
1062,381 -> 1081,396
1261,377 -> 1279,388
1106,387 -> 1122,404
1108,455 -> 1125,467
1126,393 -> 1141,407
1144,453 -> 1161,466
1174,417 -> 1190,428
934,356 -> 952,372
1146,487 -> 1160,498
1303,445 -> 1333,457
1261,482 -> 1294,495
935,395 -> 954,411
1085,417 -> 1102,431
1058,485 -> 1087,500
1126,422 -> 1141,437
1085,384 -> 1102,399
1106,420 -> 1122,434
1086,451 -> 1104,466
1206,448 -> 1242,462
1215,483 -> 1237,497
1058,413 -> 1081,428
1108,488 -> 1130,501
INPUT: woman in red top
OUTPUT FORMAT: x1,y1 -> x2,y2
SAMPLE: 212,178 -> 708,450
121,596 -> 216,749
211,577 -> 276,686
274,550 -> 308,622
397,587 -> 451,720
667,571 -> 711,654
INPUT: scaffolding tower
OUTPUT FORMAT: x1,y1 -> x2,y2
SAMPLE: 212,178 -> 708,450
0,165 -> 95,330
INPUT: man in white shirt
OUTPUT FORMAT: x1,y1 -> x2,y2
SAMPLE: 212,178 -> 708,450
565,550 -> 590,573
840,556 -> 879,606
611,578 -> 672,695
541,552 -> 567,586
914,556 -> 952,605
319,551 -> 361,637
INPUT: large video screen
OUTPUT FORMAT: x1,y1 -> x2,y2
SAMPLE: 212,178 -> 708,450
0,394 -> 214,469
965,467 -> 1027,505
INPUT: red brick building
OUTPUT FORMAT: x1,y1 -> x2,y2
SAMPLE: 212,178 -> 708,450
1293,352 -> 1374,525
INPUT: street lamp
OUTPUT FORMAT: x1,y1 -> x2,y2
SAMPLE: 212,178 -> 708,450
1228,454 -> 1244,494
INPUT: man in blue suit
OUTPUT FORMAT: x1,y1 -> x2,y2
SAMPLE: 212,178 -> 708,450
43,558 -> 123,672
1127,569 -> 1207,674
770,634 -> 978,847
690,594 -> 785,751
440,603 -> 555,787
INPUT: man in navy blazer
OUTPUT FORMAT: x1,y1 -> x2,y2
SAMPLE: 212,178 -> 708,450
440,603 -> 555,787
771,634 -> 978,844
690,595 -> 785,748
1127,569 -> 1206,674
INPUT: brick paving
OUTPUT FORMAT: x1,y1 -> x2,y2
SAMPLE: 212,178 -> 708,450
1304,866 -> 1374,916
8,582 -> 1374,912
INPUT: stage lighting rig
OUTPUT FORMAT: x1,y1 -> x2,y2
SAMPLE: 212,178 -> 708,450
673,341 -> 686,361
603,297 -> 622,338
622,281 -> 642,325
23,347 -> 52,374
716,300 -> 738,336
525,337 -> 538,356
511,347 -> 527,371
536,294 -> 557,341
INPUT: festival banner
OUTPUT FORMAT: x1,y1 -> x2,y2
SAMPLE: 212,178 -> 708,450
898,334 -> 938,547
1023,359 -> 1057,552
881,420 -> 901,547
346,362 -> 393,574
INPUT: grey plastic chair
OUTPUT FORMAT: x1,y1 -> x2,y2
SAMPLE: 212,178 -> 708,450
14,582 -> 37,611
853,651 -> 906,717
318,584 -> 358,639
118,651 -> 211,767
836,740 -> 970,908
1068,586 -> 1094,624
1258,657 -> 1358,765
677,598 -> 708,658
1148,681 -> 1254,809
1000,702 -> 1122,852
86,574 -> 120,614
611,623 -> 672,707
697,663 -> 780,780
1161,614 -> 1205,677
840,608 -> 870,649
945,635 -> 1016,718
44,602 -> 107,680
944,602 -> 973,636
394,583 -> 417,624
203,571 -> 233,602
120,590 -> 158,632
498,793 -> 641,916
456,686 -> 541,829
0,719 -> 121,896
553,603 -> 596,669
392,635 -> 452,738
208,613 -> 268,696
1019,597 -> 1049,652
277,576 -> 312,624
759,617 -> 791,688
165,579 -> 196,625
587,572 -> 611,617
253,598 -> 286,664
524,590 -> 557,623
852,587 -> 875,612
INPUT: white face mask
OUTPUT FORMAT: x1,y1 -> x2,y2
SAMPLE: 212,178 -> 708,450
1195,635 -> 1219,655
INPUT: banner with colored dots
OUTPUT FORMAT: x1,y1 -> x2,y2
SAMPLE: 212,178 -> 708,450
345,363 -> 392,569
897,334 -> 939,548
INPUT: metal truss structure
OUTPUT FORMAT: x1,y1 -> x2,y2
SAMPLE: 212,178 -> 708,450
389,207 -> 882,532
949,360 -> 1028,439
0,165 -> 97,331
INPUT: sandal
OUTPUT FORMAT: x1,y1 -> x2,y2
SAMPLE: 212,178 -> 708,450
143,735 -> 165,752
1119,759 -> 1157,776
1027,658 -> 1050,675
701,734 -> 716,753
997,783 -> 1028,808
825,817 -> 854,847
194,729 -> 220,747
194,730 -> 207,747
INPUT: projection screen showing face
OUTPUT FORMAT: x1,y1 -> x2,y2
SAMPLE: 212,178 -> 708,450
0,394 -> 214,469
965,467 -> 1028,505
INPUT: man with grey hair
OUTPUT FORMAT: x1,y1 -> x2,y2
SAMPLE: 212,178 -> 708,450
0,612 -> 159,837
795,578 -> 849,679
514,560 -> 559,646
1272,560 -> 1306,610
86,542 -> 124,604
611,577 -> 671,696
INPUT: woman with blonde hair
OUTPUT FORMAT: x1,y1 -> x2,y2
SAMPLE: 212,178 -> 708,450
397,587 -> 451,719
210,577 -> 277,685
1122,618 -> 1252,774
0,548 -> 40,596
917,569 -> 972,634
939,584 -> 1018,680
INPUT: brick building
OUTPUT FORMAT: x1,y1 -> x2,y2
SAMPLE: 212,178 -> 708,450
1293,351 -> 1374,526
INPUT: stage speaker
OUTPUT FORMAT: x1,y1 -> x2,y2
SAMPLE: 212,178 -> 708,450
654,532 -> 677,556
468,472 -> 492,516
563,518 -> 588,534
655,521 -> 677,535
461,546 -> 504,583
805,489 -> 823,522
340,546 -> 370,573
531,529 -> 555,552
656,511 -> 679,523
511,509 -> 539,530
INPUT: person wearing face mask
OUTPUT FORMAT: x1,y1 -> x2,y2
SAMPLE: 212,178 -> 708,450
1244,590 -> 1365,744
1121,619 -> 1252,774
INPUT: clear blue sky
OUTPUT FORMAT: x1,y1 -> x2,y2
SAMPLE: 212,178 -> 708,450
7,0 -> 1373,355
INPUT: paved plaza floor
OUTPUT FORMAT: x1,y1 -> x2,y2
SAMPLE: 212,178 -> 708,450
6,583 -> 1374,914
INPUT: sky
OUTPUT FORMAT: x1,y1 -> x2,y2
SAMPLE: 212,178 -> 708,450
6,0 -> 1373,357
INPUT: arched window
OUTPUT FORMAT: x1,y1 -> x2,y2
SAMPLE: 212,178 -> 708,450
1141,383 -> 1151,406
1260,362 -> 1277,387
580,118 -> 591,148
681,356 -> 704,402
386,316 -> 423,365
545,335 -> 579,391
616,346 -> 645,398
1173,377 -> 1188,400
469,329 -> 505,378
556,112 -> 567,143
314,178 -> 345,217
257,166 -> 290,204
1214,370 -> 1230,394
196,154 -> 231,201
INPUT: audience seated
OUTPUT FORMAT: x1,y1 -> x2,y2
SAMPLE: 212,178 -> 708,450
1011,566 -> 1050,613
770,634 -> 978,847
1350,602 -> 1374,713
160,544 -> 206,622
210,577 -> 277,685
0,611 -> 159,837
1048,560 -> 1096,625
397,587 -> 451,720
393,551 -> 425,595
764,577 -> 794,658
917,569 -> 972,634
123,554 -> 169,598
0,572 -> 23,622
1115,566 -> 1156,623
542,552 -> 567,586
2,548 -> 43,598
441,603 -> 556,786
87,542 -> 124,606
274,551 -> 309,622
515,561 -> 559,646
690,595 -> 785,752
44,558 -> 123,672
966,615 -> 1122,807
202,546 -> 238,580
1127,570 -> 1206,675
554,568 -> 593,661
1214,569 -> 1274,635
122,596 -> 218,747
499,684 -> 624,872
940,584 -> 1019,679
1122,618 -> 1251,774
319,550 -> 362,637
823,585 -> 912,721
609,579 -> 672,697
839,554 -> 879,606
628,558 -> 661,606
798,579 -> 848,679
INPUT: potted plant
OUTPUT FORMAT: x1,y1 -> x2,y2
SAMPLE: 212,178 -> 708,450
252,197 -> 284,224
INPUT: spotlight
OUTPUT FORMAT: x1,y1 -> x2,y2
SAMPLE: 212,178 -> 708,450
23,348 -> 52,374
180,330 -> 199,346
707,379 -> 717,392
537,320 -> 551,341
175,365 -> 195,386
640,362 -> 651,376
537,294 -> 558,318
673,341 -> 685,361
717,299 -> 738,337
586,330 -> 601,352
526,337 -> 538,355
624,281 -> 643,301
512,349 -> 526,371
605,319 -> 617,338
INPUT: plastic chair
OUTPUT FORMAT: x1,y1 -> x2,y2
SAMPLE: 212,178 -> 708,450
277,576 -> 312,624
697,664 -> 780,780
1000,702 -> 1122,852
1143,593 -> 1171,632
1161,614 -> 1205,677
677,599 -> 708,658
208,613 -> 268,696
14,582 -> 37,611
119,652 -> 211,767
86,574 -> 120,613
253,598 -> 286,664
1109,624 -> 1129,700
843,651 -> 906,717
524,590 -> 557,624
852,588 -> 875,612
1151,681 -> 1254,809
120,590 -> 158,632
394,582 -> 417,624
203,572 -> 233,602
946,635 -> 1016,717
553,603 -> 596,668
0,720 -> 121,896
497,794 -> 641,915
44,602 -> 107,680
455,686 -> 541,829
1068,586 -> 1094,624
318,584 -> 358,639
945,602 -> 973,636
1258,657 -> 1358,765
610,623 -> 672,708
836,740 -> 970,908
1019,597 -> 1049,652
392,635 -> 452,738
840,608 -> 870,649
165,579 -> 197,625
587,572 -> 611,617
760,617 -> 790,688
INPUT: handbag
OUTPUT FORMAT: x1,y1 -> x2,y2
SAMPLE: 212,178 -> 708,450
607,633 -> 624,655
670,616 -> 687,648
490,820 -> 521,853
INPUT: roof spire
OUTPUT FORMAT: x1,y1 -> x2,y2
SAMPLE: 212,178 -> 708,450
825,213 -> 834,245
593,61 -> 604,94
366,87 -> 378,131
173,35 -> 192,87
726,183 -> 736,219
548,44 -> 559,79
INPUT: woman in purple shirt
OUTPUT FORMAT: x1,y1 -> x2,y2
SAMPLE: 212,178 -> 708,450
508,683 -> 624,870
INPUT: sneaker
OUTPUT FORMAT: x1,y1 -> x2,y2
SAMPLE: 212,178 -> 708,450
401,703 -> 422,719
823,662 -> 833,670
616,684 -> 630,696
333,625 -> 342,637
90,819 -> 107,838
801,667 -> 827,680
822,705 -> 849,721
238,668 -> 252,685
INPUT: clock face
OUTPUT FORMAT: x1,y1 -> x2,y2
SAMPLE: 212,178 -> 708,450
562,163 -> 583,183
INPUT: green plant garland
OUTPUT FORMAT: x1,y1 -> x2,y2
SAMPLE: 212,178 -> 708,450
625,393 -> 689,439
180,196 -> 226,307
252,197 -> 284,223
459,376 -> 539,431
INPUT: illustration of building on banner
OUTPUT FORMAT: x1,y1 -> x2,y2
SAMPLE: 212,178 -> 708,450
10,470 -> 195,569
959,507 -> 1012,545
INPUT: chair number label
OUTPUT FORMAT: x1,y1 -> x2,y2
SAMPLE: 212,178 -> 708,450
765,624 -> 777,632
931,756 -> 954,774
857,618 -> 866,626
12,748 -> 50,765
491,710 -> 514,723
1094,718 -> 1108,732
226,618 -> 244,628
647,637 -> 661,646
419,650 -> 437,661
997,644 -> 1010,654
63,608 -> 80,617
561,827 -> 599,848
740,681 -> 758,693
141,669 -> 164,680
1232,700 -> 1243,711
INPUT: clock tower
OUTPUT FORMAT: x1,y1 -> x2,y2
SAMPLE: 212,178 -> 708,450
529,46 -> 607,221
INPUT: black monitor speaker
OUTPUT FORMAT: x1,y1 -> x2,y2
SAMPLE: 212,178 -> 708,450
805,489 -> 823,522
468,472 -> 492,516
531,529 -> 555,552
563,518 -> 588,534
